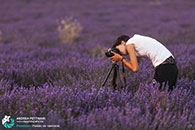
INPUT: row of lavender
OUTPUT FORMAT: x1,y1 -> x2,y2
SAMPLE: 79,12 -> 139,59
0,80 -> 194,130
0,43 -> 194,88
1,0 -> 195,45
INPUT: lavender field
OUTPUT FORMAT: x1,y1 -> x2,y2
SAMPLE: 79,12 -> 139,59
0,0 -> 194,129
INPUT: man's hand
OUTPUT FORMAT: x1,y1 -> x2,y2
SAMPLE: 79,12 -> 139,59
109,51 -> 122,63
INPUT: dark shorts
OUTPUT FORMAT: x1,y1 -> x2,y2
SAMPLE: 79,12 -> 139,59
153,57 -> 178,92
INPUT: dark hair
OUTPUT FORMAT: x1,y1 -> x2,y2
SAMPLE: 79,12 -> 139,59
112,35 -> 130,48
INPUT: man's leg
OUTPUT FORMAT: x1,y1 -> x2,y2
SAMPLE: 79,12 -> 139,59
168,64 -> 178,92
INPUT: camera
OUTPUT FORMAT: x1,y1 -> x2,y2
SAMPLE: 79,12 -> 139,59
103,47 -> 126,89
105,48 -> 122,57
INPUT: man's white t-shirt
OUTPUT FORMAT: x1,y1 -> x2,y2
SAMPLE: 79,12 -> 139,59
126,34 -> 173,67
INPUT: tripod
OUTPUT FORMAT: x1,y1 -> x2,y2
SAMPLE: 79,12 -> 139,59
102,63 -> 126,90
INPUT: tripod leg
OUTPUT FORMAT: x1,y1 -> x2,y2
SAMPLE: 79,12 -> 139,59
112,66 -> 117,90
101,63 -> 115,87
116,65 -> 124,89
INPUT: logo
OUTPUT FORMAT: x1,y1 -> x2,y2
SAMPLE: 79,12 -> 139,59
2,115 -> 15,128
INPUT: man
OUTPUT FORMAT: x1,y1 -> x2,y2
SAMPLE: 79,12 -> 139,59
108,34 -> 178,92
